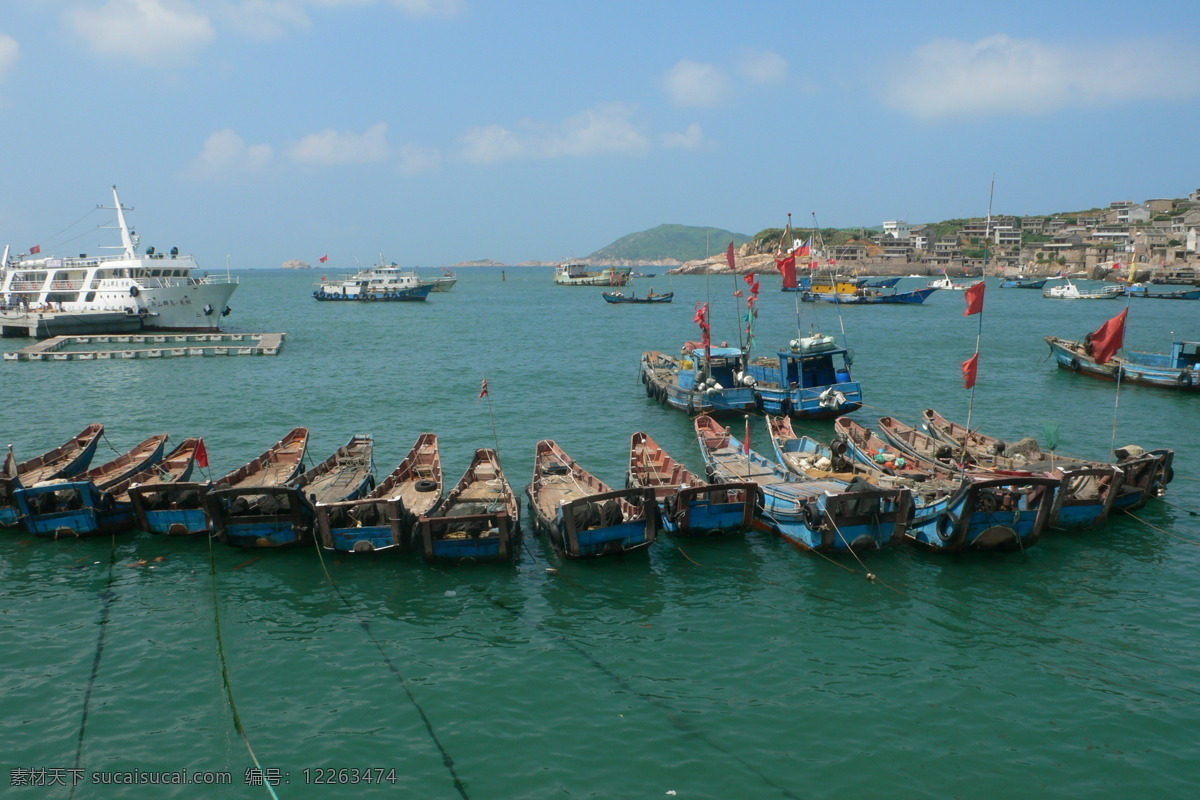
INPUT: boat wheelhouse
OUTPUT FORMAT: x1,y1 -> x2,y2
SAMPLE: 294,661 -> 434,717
747,334 -> 862,419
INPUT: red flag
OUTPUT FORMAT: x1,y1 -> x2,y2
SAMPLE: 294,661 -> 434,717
319,254 -> 329,263
963,282 -> 985,316
29,245 -> 41,254
477,378 -> 489,399
725,242 -> 736,271
742,426 -> 751,455
1089,308 -> 1128,365
961,352 -> 979,389
194,439 -> 209,469
693,302 -> 711,348
775,255 -> 797,289
808,260 -> 818,271
794,237 -> 812,257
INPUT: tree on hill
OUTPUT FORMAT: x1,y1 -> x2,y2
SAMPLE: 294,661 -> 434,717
587,224 -> 751,262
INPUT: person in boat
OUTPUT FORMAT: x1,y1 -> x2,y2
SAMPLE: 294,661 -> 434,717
648,286 -> 656,298
1083,332 -> 1094,357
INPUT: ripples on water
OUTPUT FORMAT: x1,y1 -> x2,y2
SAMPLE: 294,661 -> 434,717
2,270 -> 1198,798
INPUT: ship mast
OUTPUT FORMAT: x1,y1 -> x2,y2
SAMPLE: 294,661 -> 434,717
112,186 -> 136,258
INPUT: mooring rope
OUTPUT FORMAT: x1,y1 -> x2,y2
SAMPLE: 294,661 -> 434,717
1118,507 -> 1200,545
432,563 -> 803,800
69,534 -> 117,800
310,537 -> 471,800
207,534 -> 281,800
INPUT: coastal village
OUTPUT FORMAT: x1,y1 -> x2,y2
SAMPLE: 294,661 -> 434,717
502,188 -> 1200,282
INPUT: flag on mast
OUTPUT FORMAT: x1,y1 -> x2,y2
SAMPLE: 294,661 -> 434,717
194,440 -> 209,469
1089,308 -> 1128,365
963,281 -> 985,316
961,353 -> 979,389
477,378 -> 489,399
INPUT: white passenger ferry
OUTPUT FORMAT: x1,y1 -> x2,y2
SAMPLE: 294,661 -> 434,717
1,187 -> 238,331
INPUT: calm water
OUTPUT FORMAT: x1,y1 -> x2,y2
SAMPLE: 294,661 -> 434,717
3,269 -> 1199,799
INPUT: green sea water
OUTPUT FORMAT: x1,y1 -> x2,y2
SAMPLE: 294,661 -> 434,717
3,268 -> 1199,799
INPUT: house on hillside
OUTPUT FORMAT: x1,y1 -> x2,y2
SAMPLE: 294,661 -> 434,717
882,220 -> 914,240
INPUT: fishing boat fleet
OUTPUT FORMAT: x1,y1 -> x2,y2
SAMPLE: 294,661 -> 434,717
1,406 -> 1171,558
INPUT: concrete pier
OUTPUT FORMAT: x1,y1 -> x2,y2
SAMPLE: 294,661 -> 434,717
3,332 -> 286,362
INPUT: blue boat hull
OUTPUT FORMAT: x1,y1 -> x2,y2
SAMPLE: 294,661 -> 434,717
313,284 -> 432,301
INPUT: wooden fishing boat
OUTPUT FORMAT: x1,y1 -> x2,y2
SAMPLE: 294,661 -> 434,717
801,286 -> 938,304
626,431 -> 758,536
601,290 -> 673,304
879,414 -> 1129,530
999,277 -> 1049,289
132,427 -> 309,536
831,417 -> 1058,551
417,448 -> 519,563
694,415 -> 911,552
528,439 -> 655,558
316,433 -> 442,553
1046,336 -> 1200,391
747,334 -> 861,419
0,423 -> 104,527
920,408 -> 1173,516
210,434 -> 372,548
641,345 -> 757,416
1123,283 -> 1200,300
14,434 -> 169,538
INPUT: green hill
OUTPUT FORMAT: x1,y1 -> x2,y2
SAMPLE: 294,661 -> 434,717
587,224 -> 751,262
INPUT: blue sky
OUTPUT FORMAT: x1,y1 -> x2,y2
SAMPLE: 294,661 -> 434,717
2,1 -> 1199,268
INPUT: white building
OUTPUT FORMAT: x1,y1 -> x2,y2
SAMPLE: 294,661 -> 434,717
882,220 -> 914,240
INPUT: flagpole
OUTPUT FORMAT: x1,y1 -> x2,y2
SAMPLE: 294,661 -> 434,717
479,377 -> 502,470
728,242 -> 746,355
1108,305 -> 1131,458
962,178 -> 995,453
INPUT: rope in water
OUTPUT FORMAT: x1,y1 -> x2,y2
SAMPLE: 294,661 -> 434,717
1118,507 -> 1200,545
207,533 -> 281,800
69,534 -> 117,800
310,535 -> 470,800
430,560 -> 803,800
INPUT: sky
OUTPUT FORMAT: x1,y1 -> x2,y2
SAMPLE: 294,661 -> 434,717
1,0 -> 1199,268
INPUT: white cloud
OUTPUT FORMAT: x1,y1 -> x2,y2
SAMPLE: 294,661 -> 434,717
661,123 -> 706,151
390,0 -> 465,17
67,0 -> 216,66
459,124 -> 525,165
397,143 -> 442,174
736,49 -> 787,85
288,122 -> 391,166
217,0 -> 312,39
663,59 -> 733,108
887,34 -> 1200,119
0,34 -> 18,83
458,103 -> 650,165
183,128 -> 274,179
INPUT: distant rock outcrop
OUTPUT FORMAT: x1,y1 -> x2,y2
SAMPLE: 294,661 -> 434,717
281,259 -> 311,269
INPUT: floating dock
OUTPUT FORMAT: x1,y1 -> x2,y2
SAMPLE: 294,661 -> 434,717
3,332 -> 286,362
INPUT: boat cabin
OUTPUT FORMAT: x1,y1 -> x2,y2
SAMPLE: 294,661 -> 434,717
677,346 -> 749,390
1126,341 -> 1200,370
748,336 -> 854,390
